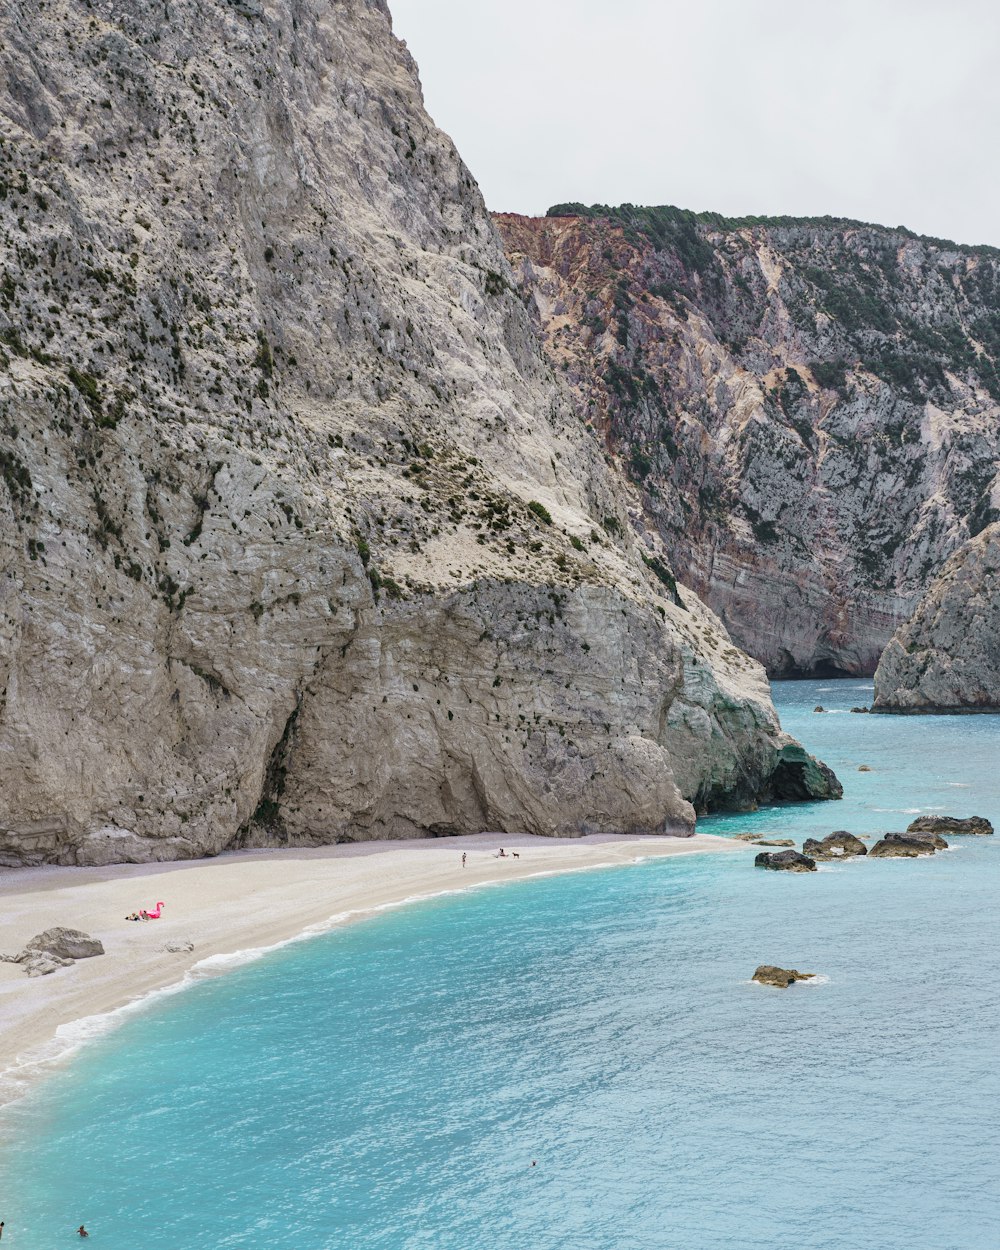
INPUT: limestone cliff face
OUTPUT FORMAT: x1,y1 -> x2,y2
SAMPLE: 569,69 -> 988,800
0,2 -> 837,867
496,206 -> 1000,676
874,523 -> 1000,710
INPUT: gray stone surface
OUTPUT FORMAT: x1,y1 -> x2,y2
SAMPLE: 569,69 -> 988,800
754,849 -> 817,872
875,526 -> 1000,710
0,0 -> 840,864
498,213 -> 1000,677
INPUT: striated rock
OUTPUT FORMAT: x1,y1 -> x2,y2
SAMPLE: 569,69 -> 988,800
754,849 -> 817,872
906,815 -> 993,836
0,1 -> 840,865
497,207 -> 1000,677
875,526 -> 1000,710
164,941 -> 195,954
802,831 -> 868,860
868,833 -> 941,857
752,965 -> 816,988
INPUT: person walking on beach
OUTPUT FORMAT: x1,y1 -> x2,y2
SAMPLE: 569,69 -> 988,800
462,852 -> 467,868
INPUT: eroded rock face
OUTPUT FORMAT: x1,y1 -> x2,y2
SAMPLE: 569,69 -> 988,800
907,815 -> 993,836
875,527 -> 1000,710
0,1 -> 838,864
496,208 -> 1000,676
754,849 -> 817,872
752,965 -> 815,988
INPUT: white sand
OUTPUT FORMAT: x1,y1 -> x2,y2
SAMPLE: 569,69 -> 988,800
0,832 -> 745,1100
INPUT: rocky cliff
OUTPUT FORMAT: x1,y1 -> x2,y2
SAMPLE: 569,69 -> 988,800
874,523 -> 1000,710
496,205 -> 1000,676
0,1 -> 836,866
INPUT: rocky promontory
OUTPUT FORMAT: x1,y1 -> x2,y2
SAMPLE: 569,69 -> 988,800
874,525 -> 1000,710
0,0 -> 838,865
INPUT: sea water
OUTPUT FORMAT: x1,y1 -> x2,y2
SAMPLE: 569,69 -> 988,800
1,680 -> 998,1250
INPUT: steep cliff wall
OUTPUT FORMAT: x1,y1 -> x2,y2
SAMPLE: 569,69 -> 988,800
874,523 -> 1000,710
496,206 -> 1000,676
0,2 -> 836,866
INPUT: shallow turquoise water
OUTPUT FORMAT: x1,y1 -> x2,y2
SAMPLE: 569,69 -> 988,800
2,680 -> 999,1249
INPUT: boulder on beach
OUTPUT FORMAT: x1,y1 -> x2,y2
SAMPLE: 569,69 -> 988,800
1,928 -> 105,976
906,815 -> 993,837
22,928 -> 105,961
868,833 -> 942,858
754,849 -> 817,872
802,831 -> 868,860
752,965 -> 816,988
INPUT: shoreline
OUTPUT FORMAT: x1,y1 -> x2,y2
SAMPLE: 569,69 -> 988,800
0,831 -> 745,1105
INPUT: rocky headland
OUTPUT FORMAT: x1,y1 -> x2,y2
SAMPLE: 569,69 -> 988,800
874,524 -> 1000,710
0,0 -> 840,866
496,205 -> 1000,678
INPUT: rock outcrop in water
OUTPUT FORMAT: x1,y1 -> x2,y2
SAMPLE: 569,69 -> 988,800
496,206 -> 1000,677
752,965 -> 815,988
801,831 -> 867,860
874,525 -> 1000,710
754,849 -> 817,872
907,815 -> 993,836
868,833 -> 943,857
0,1 -> 839,865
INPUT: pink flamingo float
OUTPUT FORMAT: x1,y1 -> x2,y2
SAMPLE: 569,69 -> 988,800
144,902 -> 165,919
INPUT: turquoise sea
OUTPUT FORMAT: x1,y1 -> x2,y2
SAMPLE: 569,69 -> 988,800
1,680 -> 998,1249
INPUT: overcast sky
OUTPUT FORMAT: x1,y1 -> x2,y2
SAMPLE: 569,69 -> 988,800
390,0 -> 1000,247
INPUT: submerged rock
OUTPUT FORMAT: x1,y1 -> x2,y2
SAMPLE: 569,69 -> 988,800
754,849 -> 817,872
907,815 -> 993,837
868,833 -> 942,858
801,831 -> 868,860
752,965 -> 816,988
755,839 -> 795,847
858,765 -> 873,772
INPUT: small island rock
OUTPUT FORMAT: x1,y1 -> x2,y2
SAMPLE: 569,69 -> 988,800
802,831 -> 868,860
814,705 -> 826,713
858,765 -> 872,772
752,965 -> 816,988
754,849 -> 817,872
906,815 -> 993,837
868,833 -> 942,858
850,706 -> 870,713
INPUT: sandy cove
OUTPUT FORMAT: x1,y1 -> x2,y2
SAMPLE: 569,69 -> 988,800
0,831 -> 744,1098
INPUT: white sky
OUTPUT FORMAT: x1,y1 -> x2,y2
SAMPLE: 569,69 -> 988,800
390,0 -> 1000,247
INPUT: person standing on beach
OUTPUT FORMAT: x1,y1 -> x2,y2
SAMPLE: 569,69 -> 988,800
462,852 -> 466,868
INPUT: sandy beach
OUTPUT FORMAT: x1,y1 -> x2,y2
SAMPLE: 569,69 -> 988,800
0,831 -> 743,1100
